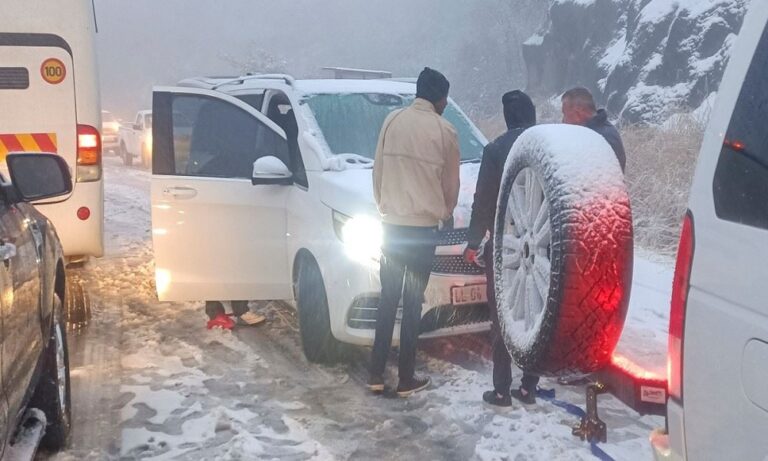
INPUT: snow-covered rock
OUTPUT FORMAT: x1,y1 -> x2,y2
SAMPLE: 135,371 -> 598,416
524,0 -> 750,124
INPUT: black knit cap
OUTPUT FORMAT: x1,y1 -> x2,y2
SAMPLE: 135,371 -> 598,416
416,67 -> 450,104
502,90 -> 536,130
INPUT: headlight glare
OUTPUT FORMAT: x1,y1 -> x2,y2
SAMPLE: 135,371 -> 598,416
332,211 -> 383,265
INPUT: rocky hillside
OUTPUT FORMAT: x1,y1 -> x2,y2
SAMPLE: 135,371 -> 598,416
523,0 -> 750,124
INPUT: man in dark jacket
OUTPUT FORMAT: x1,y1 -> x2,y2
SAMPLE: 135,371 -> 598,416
561,87 -> 626,172
464,90 -> 537,407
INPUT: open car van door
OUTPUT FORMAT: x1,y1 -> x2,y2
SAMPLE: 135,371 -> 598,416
150,86 -> 293,302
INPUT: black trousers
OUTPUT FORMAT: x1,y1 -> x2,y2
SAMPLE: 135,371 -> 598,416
370,224 -> 437,383
205,300 -> 249,320
484,242 -> 539,394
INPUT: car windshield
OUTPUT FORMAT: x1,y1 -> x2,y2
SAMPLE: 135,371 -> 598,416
145,114 -> 153,129
304,93 -> 484,161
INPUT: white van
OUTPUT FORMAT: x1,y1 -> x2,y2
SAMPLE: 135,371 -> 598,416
150,75 -> 490,362
651,1 -> 768,459
1,0 -> 104,260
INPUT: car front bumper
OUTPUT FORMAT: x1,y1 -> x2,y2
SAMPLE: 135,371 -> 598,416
331,267 -> 491,346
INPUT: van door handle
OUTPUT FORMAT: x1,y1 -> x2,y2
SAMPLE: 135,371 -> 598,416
163,187 -> 197,200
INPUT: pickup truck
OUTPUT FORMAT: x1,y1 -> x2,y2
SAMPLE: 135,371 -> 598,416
118,110 -> 152,168
0,153 -> 76,459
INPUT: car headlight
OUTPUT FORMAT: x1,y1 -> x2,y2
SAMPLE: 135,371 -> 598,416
332,211 -> 383,265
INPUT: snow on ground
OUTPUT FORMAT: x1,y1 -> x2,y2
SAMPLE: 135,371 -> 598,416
42,157 -> 670,460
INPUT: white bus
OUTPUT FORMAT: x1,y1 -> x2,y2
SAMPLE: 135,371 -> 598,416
1,0 -> 104,260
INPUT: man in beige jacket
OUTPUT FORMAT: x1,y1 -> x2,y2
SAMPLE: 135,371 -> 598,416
369,67 -> 461,397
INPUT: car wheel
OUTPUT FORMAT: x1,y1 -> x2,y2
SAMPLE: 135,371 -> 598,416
64,275 -> 91,327
296,257 -> 343,363
30,294 -> 71,450
120,143 -> 132,167
493,125 -> 633,376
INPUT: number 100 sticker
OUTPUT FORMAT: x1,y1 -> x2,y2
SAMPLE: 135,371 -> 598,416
40,58 -> 66,85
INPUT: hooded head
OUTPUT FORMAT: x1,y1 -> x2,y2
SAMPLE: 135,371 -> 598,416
502,90 -> 536,130
416,67 -> 450,114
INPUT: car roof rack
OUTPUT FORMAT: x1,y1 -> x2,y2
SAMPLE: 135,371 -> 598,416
211,73 -> 295,90
322,67 -> 393,79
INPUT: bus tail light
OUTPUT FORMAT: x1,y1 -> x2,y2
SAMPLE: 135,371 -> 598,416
76,124 -> 102,182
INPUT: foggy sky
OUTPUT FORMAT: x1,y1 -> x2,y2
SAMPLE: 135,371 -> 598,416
94,1 -> 543,122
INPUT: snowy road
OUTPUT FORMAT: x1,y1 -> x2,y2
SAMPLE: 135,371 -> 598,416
41,158 -> 668,461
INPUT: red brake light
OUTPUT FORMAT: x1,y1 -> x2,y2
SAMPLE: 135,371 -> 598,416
668,211 -> 694,402
77,124 -> 101,166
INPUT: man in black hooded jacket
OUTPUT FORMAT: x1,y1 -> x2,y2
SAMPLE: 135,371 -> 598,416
464,90 -> 537,407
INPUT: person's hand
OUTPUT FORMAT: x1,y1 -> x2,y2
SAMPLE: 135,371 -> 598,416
464,246 -> 478,265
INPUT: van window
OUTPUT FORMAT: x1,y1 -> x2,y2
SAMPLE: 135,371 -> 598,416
713,25 -> 768,230
304,93 -> 484,160
235,93 -> 265,111
170,95 -> 289,179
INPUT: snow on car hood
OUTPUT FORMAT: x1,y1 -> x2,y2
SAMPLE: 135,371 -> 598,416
318,162 -> 481,227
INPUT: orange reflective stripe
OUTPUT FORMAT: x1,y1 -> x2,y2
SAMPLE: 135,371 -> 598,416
0,133 -> 58,155
0,134 -> 23,152
16,133 -> 39,152
31,133 -> 57,153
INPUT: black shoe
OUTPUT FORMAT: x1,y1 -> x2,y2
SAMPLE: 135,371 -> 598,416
367,375 -> 385,393
482,390 -> 512,407
396,376 -> 431,397
511,387 -> 536,405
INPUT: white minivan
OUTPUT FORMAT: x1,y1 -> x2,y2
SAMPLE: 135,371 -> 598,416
150,75 -> 490,362
1,0 -> 104,260
652,1 -> 768,459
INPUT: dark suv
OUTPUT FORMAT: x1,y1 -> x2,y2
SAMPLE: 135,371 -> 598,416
0,153 -> 74,458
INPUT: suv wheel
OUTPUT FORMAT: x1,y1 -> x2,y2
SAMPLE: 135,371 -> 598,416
120,143 -> 132,167
494,126 -> 633,376
296,257 -> 343,363
30,294 -> 71,450
64,275 -> 91,327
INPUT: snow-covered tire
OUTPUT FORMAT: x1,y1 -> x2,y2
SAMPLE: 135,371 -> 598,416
64,275 -> 91,327
296,257 -> 343,363
493,125 -> 633,376
30,294 -> 72,450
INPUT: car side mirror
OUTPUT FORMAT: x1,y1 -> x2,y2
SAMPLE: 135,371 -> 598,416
5,153 -> 73,203
252,156 -> 293,185
134,123 -> 142,131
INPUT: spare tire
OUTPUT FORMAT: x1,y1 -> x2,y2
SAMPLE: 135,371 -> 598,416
493,125 -> 633,377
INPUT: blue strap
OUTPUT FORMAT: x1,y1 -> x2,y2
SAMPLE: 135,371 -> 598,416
535,388 -> 616,461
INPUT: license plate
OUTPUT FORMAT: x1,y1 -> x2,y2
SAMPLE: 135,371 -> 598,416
451,284 -> 488,306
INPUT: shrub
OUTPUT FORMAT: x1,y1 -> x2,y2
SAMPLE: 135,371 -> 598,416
622,114 -> 703,256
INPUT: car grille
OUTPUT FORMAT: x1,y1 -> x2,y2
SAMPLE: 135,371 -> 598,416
431,255 -> 484,275
347,297 -> 379,329
347,298 -> 489,331
436,228 -> 469,246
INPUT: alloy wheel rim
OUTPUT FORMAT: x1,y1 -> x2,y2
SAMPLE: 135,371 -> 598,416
501,167 -> 552,340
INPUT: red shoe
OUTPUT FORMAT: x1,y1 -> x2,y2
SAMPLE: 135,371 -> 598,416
207,313 -> 235,330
